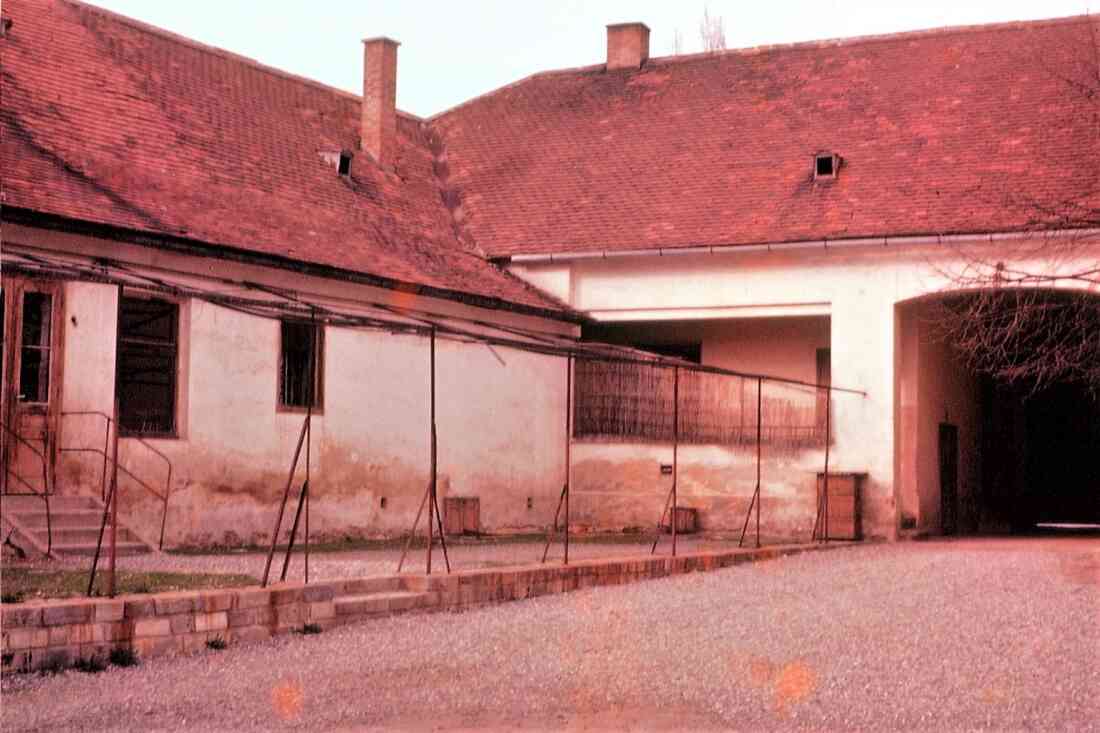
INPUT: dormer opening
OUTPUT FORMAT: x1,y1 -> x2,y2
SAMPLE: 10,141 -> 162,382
338,150 -> 352,177
815,152 -> 839,180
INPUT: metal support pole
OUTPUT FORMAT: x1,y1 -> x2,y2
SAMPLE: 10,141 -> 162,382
650,486 -> 674,554
424,329 -> 451,574
432,485 -> 451,573
100,419 -> 110,502
540,484 -> 567,563
108,399 -> 120,597
87,404 -> 120,597
41,432 -> 52,555
262,415 -> 310,587
822,385 -> 831,543
397,484 -> 430,573
738,378 -> 764,548
157,461 -> 172,552
755,377 -> 762,548
280,480 -> 308,582
564,355 -> 572,565
671,366 -> 679,557
540,355 -> 573,565
427,329 -> 435,575
305,309 -> 314,584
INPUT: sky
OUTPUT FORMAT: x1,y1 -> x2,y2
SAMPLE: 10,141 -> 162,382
88,0 -> 1092,118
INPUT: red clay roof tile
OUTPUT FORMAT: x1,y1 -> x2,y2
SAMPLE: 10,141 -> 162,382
432,15 -> 1100,257
1,0 -> 569,315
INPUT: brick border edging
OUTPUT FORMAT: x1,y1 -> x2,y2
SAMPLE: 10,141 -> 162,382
1,542 -> 853,674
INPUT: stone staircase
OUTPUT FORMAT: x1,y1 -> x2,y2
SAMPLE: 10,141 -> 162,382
1,494 -> 156,558
332,576 -> 433,620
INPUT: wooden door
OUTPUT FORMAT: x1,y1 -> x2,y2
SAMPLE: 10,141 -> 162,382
939,423 -> 959,535
1,277 -> 64,495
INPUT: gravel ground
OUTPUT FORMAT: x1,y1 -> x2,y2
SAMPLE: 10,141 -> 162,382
3,538 -> 1098,731
49,536 -> 746,582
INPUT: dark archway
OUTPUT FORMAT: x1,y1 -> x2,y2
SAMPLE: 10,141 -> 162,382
897,289 -> 1100,536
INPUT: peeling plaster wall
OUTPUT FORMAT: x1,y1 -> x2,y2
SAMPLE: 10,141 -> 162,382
513,239 -> 1100,540
569,317 -> 838,541
55,282 -> 568,548
570,442 -> 825,540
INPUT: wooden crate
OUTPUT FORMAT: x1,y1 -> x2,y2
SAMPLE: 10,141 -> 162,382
663,506 -> 698,534
444,497 -> 480,536
816,473 -> 865,540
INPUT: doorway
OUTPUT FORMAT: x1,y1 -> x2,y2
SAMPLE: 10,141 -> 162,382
1,277 -> 64,495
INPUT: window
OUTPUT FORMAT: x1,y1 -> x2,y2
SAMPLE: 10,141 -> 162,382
19,292 -> 53,403
118,296 -> 179,436
814,152 -> 838,180
279,321 -> 322,410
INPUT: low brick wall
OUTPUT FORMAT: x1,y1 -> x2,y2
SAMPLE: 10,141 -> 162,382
2,543 -> 847,674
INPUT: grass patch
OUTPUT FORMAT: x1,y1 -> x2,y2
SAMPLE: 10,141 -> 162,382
205,636 -> 228,651
1,568 -> 259,601
108,647 -> 139,668
169,531 -> 676,556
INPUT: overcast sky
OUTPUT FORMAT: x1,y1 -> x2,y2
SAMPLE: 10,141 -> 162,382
89,0 -> 1091,118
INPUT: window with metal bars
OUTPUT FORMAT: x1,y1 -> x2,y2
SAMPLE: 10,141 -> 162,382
279,321 -> 323,410
117,296 -> 179,436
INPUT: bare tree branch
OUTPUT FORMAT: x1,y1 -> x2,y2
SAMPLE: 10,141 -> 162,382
699,6 -> 726,53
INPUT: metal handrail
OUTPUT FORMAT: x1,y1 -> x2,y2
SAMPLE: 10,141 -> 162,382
0,421 -> 52,554
60,411 -> 174,550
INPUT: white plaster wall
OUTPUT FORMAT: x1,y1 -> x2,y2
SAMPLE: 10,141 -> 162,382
55,284 -> 568,547
513,238 -> 1100,540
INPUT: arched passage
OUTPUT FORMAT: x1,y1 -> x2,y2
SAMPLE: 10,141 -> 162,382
895,289 -> 1100,535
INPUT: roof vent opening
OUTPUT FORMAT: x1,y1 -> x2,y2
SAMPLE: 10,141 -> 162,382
814,152 -> 839,180
319,149 -> 354,178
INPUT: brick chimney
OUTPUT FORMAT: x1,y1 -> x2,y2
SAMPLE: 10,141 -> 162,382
361,37 -> 399,167
606,23 -> 650,71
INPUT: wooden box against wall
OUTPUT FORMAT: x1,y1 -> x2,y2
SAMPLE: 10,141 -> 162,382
816,473 -> 865,541
444,497 -> 480,536
663,506 -> 698,534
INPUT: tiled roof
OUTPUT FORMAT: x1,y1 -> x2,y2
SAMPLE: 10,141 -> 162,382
433,15 -> 1100,257
0,0 -> 569,315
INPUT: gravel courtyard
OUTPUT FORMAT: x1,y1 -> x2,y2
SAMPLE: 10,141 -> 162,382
3,538 -> 1098,731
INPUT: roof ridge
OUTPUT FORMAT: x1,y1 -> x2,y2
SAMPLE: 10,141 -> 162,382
427,62 -> 605,122
649,12 -> 1095,67
60,0 -> 424,122
429,12 -> 1094,121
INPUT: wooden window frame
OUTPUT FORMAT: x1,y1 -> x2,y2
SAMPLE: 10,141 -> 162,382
277,320 -> 324,414
117,294 -> 180,438
17,290 -> 55,407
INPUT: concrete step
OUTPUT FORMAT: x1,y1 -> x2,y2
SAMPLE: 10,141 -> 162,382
1,493 -> 156,557
33,526 -> 144,545
15,509 -> 104,528
2,495 -> 102,512
49,541 -> 152,556
334,591 -> 431,617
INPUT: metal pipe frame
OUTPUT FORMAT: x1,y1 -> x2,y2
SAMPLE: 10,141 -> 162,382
540,355 -> 572,564
261,414 -> 310,587
738,377 -> 764,548
651,366 -> 680,556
